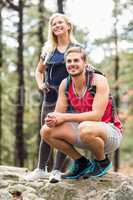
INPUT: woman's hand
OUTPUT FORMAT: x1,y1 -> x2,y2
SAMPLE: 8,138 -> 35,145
38,83 -> 50,92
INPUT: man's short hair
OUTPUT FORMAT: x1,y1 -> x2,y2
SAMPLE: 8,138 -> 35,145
65,46 -> 87,63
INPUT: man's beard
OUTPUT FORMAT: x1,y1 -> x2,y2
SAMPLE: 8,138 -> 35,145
70,69 -> 84,77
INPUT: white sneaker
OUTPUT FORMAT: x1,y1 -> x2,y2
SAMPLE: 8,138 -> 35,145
49,170 -> 61,183
24,168 -> 49,181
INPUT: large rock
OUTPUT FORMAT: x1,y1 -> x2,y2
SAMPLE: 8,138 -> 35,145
0,165 -> 133,200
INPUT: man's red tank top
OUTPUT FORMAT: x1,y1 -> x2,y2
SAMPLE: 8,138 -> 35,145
67,81 -> 123,132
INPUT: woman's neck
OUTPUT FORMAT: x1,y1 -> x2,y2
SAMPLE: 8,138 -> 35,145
57,34 -> 70,52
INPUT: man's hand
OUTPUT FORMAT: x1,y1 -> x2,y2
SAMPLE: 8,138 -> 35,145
45,112 -> 65,127
45,114 -> 57,127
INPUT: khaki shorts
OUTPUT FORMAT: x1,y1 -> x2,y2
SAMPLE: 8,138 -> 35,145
70,122 -> 123,154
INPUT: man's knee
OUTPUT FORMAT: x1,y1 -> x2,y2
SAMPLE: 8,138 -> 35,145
78,121 -> 95,143
78,121 -> 94,130
40,125 -> 51,141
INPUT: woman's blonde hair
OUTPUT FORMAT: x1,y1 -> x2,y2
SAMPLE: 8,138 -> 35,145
41,13 -> 77,62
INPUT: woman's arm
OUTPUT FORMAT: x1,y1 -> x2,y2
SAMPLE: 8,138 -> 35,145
35,58 -> 46,90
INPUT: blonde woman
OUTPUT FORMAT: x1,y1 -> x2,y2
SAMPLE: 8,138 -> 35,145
25,13 -> 80,183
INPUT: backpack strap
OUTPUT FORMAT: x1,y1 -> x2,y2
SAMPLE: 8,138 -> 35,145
65,75 -> 75,112
65,75 -> 71,96
86,68 -> 94,89
86,65 -> 105,96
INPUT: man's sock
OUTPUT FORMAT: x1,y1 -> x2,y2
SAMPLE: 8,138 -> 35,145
95,156 -> 110,168
76,156 -> 88,167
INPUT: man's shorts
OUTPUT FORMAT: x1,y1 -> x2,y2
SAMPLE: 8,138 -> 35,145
70,122 -> 123,154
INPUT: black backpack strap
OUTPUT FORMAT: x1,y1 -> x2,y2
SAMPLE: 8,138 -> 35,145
86,65 -> 105,96
86,69 -> 96,96
65,75 -> 71,96
65,75 -> 75,112
86,69 -> 94,89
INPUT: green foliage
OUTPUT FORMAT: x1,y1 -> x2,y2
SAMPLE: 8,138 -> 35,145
121,118 -> 133,160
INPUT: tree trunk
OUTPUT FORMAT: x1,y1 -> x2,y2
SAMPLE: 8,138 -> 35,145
15,0 -> 25,167
0,3 -> 3,164
113,0 -> 120,172
57,0 -> 64,13
37,0 -> 45,149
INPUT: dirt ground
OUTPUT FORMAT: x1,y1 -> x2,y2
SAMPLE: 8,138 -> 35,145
118,161 -> 133,176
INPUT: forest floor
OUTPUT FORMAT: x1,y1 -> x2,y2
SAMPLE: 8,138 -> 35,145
117,161 -> 133,176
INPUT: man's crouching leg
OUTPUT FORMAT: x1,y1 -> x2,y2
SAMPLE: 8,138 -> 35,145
79,121 -> 112,178
40,123 -> 93,180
